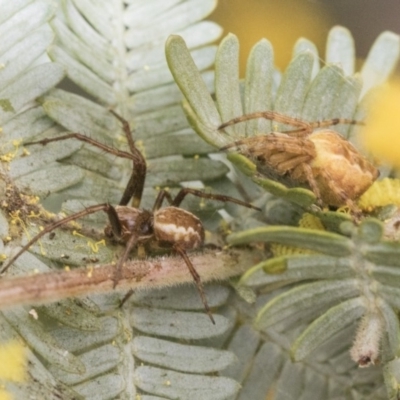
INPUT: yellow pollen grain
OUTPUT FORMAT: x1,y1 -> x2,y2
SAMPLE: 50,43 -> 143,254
86,265 -> 94,278
87,239 -> 106,253
271,213 -> 324,256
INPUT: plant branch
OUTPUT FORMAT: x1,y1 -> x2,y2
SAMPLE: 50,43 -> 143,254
0,247 -> 262,309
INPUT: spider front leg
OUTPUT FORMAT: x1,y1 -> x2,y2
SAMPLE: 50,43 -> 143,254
0,204 -> 118,275
25,110 -> 147,209
218,110 -> 364,137
291,162 -> 323,206
109,110 -> 147,208
218,110 -> 311,136
112,231 -> 139,288
152,187 -> 261,211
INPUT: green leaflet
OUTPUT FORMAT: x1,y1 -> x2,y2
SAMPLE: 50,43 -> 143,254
167,26 -> 400,399
228,225 -> 352,256
291,297 -> 366,361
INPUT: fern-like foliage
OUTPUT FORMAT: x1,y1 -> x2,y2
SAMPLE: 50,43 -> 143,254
0,1 -> 265,399
166,28 -> 400,399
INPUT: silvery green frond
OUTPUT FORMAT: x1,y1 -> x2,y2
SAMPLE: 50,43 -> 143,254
227,219 -> 400,399
0,1 -> 263,400
166,26 -> 400,399
26,0 -> 229,212
0,2 -> 79,398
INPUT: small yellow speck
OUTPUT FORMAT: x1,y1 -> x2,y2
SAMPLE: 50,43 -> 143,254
271,213 -> 324,256
72,230 -> 84,238
11,140 -> 22,147
87,239 -> 106,253
0,139 -> 23,163
86,265 -> 93,278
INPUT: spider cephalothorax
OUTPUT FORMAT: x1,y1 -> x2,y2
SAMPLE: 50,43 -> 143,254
220,111 -> 379,209
1,111 -> 260,324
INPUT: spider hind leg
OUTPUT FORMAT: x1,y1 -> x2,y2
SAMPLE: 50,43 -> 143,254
174,244 -> 215,324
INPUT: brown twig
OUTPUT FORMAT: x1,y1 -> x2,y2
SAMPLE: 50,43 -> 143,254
0,248 -> 262,310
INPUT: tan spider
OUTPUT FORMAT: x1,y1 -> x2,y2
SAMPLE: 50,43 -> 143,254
219,111 -> 379,209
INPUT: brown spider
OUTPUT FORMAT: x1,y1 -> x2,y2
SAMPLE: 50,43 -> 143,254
1,111 -> 260,324
219,111 -> 379,209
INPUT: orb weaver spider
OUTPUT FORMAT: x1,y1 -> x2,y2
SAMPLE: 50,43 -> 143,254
1,111 -> 260,324
219,110 -> 379,209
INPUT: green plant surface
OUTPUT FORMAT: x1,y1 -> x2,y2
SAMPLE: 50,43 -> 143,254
2,1 -> 400,399
166,25 -> 400,400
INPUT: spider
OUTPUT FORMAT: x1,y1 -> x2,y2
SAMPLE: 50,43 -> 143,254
219,110 -> 379,209
1,111 -> 260,324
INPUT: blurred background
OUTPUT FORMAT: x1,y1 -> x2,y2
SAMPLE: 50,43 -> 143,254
210,0 -> 400,73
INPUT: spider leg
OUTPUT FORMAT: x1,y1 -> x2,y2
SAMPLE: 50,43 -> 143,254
106,204 -> 123,239
323,175 -> 361,215
221,132 -> 315,153
167,188 -> 261,211
119,289 -> 134,308
25,134 -> 134,161
173,244 -> 215,324
112,231 -> 139,288
308,118 -> 364,130
219,111 -> 364,137
218,111 -> 311,134
0,203 -> 115,274
264,134 -> 315,154
152,189 -> 175,211
279,118 -> 364,136
293,163 -> 323,204
109,111 -> 147,208
26,110 -> 147,209
119,162 -> 146,208
271,154 -> 314,176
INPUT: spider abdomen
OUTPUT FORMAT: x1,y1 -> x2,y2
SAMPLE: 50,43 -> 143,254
154,206 -> 205,250
309,130 -> 379,206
